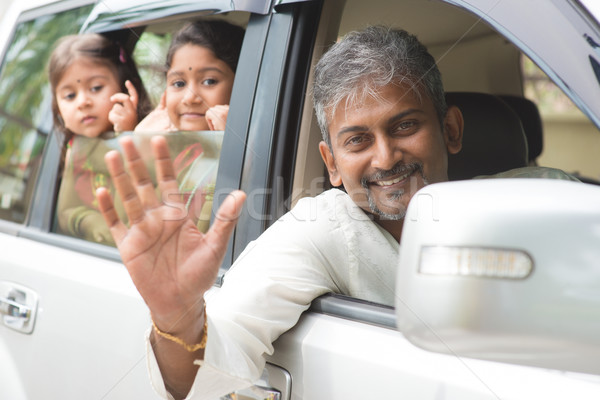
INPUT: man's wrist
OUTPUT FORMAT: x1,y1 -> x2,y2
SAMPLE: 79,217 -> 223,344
151,303 -> 207,352
150,302 -> 207,349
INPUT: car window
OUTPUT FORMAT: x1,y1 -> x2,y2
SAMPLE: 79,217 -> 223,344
0,4 -> 93,224
291,0 -> 600,310
522,55 -> 600,182
51,13 -> 248,245
54,132 -> 222,245
132,31 -> 172,107
294,0 -> 600,203
132,13 -> 250,107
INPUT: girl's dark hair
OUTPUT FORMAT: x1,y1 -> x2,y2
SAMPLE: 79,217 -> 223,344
48,33 -> 152,138
166,19 -> 245,72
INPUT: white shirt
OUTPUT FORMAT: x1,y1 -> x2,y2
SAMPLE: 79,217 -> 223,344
147,167 -> 581,399
147,188 -> 400,399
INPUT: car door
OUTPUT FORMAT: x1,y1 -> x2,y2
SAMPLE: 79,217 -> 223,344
0,0 -> 274,398
0,3 -> 163,398
262,0 -> 600,398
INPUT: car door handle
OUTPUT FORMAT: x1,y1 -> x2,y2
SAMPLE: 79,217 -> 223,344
0,295 -> 31,319
0,282 -> 38,334
224,363 -> 291,400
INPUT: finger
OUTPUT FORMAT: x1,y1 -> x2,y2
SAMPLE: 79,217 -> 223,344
212,105 -> 229,113
216,105 -> 229,121
125,80 -> 139,110
109,109 -> 122,132
103,150 -> 146,225
150,135 -> 180,196
206,112 -> 215,131
110,93 -> 129,104
119,136 -> 161,210
96,186 -> 128,245
116,95 -> 137,116
206,105 -> 229,131
158,91 -> 167,109
205,190 -> 246,260
110,95 -> 136,120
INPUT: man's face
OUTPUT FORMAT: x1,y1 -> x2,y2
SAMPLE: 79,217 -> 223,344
320,83 -> 462,220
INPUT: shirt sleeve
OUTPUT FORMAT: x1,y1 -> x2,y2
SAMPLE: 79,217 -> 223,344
475,166 -> 581,181
145,194 -> 347,399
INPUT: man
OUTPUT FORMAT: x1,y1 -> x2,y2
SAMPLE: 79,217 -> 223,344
98,26 -> 463,399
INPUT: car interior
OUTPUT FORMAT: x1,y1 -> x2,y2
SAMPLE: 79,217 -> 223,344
98,0 -> 600,215
2,0 -> 599,242
18,0 -> 595,249
291,0 -> 600,207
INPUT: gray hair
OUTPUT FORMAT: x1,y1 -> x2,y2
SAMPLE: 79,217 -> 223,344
313,26 -> 447,148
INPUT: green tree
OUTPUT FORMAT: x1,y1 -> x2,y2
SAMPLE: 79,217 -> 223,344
0,5 -> 92,221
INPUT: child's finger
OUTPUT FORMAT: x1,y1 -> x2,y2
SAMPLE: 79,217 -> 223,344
110,94 -> 137,131
158,91 -> 167,109
108,107 -> 124,132
125,80 -> 139,110
109,103 -> 131,133
206,114 -> 215,131
206,105 -> 229,131
110,92 -> 129,105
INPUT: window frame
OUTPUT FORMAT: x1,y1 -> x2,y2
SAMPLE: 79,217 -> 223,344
17,4 -> 271,263
0,0 -> 96,233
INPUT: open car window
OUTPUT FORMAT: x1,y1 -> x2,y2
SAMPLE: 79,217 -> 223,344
0,4 -> 93,224
290,0 -> 600,311
294,0 -> 600,205
49,12 -> 248,246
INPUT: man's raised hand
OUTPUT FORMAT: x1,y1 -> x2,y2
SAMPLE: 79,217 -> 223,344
97,135 -> 245,337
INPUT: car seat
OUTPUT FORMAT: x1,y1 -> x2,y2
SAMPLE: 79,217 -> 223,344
498,94 -> 543,165
446,92 -> 529,180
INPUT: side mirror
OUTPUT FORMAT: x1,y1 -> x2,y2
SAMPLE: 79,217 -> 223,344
396,179 -> 600,375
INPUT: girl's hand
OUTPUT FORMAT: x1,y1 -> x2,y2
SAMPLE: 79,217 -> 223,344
97,135 -> 245,336
205,104 -> 229,131
110,80 -> 139,132
135,91 -> 175,133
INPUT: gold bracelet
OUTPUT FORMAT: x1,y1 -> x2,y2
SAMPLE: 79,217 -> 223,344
152,306 -> 208,352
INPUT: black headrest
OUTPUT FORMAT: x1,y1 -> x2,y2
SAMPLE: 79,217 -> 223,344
498,95 -> 544,161
446,92 -> 529,180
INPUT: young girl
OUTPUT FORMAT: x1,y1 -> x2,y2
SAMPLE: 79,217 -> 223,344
136,19 -> 244,132
48,33 -> 151,244
136,20 -> 245,232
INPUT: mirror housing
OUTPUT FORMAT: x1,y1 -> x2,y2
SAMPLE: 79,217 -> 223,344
396,179 -> 600,375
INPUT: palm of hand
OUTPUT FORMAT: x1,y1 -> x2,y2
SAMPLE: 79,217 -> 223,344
97,135 -> 244,334
122,207 -> 215,325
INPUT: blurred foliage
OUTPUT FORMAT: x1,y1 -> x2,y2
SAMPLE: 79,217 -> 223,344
0,5 -> 92,221
522,56 -> 584,118
133,32 -> 172,106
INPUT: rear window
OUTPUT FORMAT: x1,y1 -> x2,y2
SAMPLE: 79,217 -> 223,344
0,5 -> 93,223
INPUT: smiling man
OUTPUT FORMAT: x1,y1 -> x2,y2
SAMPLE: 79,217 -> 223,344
99,26 -> 463,399
318,84 -> 462,240
315,27 -> 462,241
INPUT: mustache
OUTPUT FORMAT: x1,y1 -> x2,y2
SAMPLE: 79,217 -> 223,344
360,162 -> 424,187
